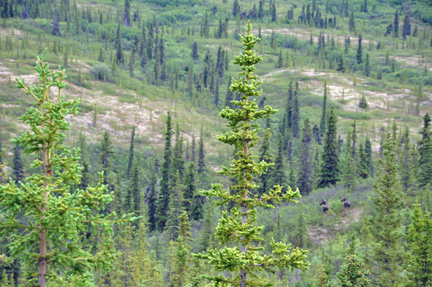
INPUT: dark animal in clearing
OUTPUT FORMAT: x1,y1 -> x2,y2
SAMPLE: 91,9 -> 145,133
319,200 -> 329,215
341,197 -> 351,216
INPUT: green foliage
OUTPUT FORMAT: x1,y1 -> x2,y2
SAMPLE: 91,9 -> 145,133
318,107 -> 340,188
0,54 -> 118,286
336,255 -> 370,287
371,133 -> 404,286
195,21 -> 309,286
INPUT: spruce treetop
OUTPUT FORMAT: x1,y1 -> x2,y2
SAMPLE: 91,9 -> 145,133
195,21 -> 309,286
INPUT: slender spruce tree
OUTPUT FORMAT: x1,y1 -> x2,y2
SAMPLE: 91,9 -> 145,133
405,203 -> 432,286
195,21 -> 309,287
318,106 -> 340,188
127,126 -> 136,177
0,54 -> 119,287
147,163 -> 158,232
124,0 -> 131,27
418,114 -> 432,188
356,35 -> 363,64
156,113 -> 173,231
319,81 -> 328,136
371,133 -> 404,286
297,119 -> 314,195
197,127 -> 206,175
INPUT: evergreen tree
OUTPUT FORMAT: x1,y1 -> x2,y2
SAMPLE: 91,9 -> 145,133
393,10 -> 399,37
127,126 -> 135,177
79,161 -> 90,190
52,8 -> 60,36
0,55 -> 117,287
12,144 -> 24,184
273,136 -> 288,191
348,11 -> 355,33
294,204 -> 310,248
365,53 -> 370,76
356,34 -> 363,64
371,133 -> 404,286
101,131 -> 114,186
342,132 -> 357,192
125,160 -> 140,214
358,143 -> 368,179
115,24 -> 124,65
337,54 -> 345,72
172,123 -> 185,181
197,128 -> 205,175
402,15 -> 411,40
336,255 -> 370,286
183,162 -> 196,217
147,165 -> 158,232
405,203 -> 432,286
195,22 -> 309,286
166,173 -> 185,241
292,85 -> 300,138
365,137 -> 373,177
418,114 -> 432,188
123,0 -> 131,27
297,119 -> 314,195
232,0 -> 239,16
319,81 -> 328,136
318,106 -> 340,188
191,42 -> 198,60
156,113 -> 173,231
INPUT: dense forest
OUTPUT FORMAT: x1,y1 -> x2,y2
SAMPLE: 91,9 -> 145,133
0,0 -> 432,286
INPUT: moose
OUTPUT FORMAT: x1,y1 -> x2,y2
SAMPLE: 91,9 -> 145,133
319,200 -> 329,215
341,197 -> 351,216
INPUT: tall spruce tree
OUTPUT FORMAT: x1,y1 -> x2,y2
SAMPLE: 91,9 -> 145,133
197,128 -> 206,175
297,119 -> 314,195
356,34 -> 363,64
147,163 -> 158,232
318,106 -> 340,188
127,126 -> 135,176
125,160 -> 140,214
166,173 -> 185,241
115,24 -> 124,65
371,133 -> 404,286
342,132 -> 357,192
123,0 -> 131,27
195,21 -> 309,287
0,54 -> 118,287
393,10 -> 399,37
101,131 -> 114,186
405,203 -> 432,286
418,114 -> 432,188
273,136 -> 288,192
156,113 -> 173,231
319,82 -> 328,136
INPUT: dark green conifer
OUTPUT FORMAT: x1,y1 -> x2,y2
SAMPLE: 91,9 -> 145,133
123,0 -> 131,27
147,167 -> 158,232
101,131 -> 114,186
371,133 -> 404,286
127,126 -> 135,177
393,10 -> 399,37
297,119 -> 314,195
115,24 -> 124,65
356,34 -> 363,64
197,128 -> 205,175
319,81 -> 328,136
318,106 -> 340,188
418,114 -> 432,188
125,160 -> 140,214
365,53 -> 370,76
166,173 -> 185,241
156,113 -> 173,231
